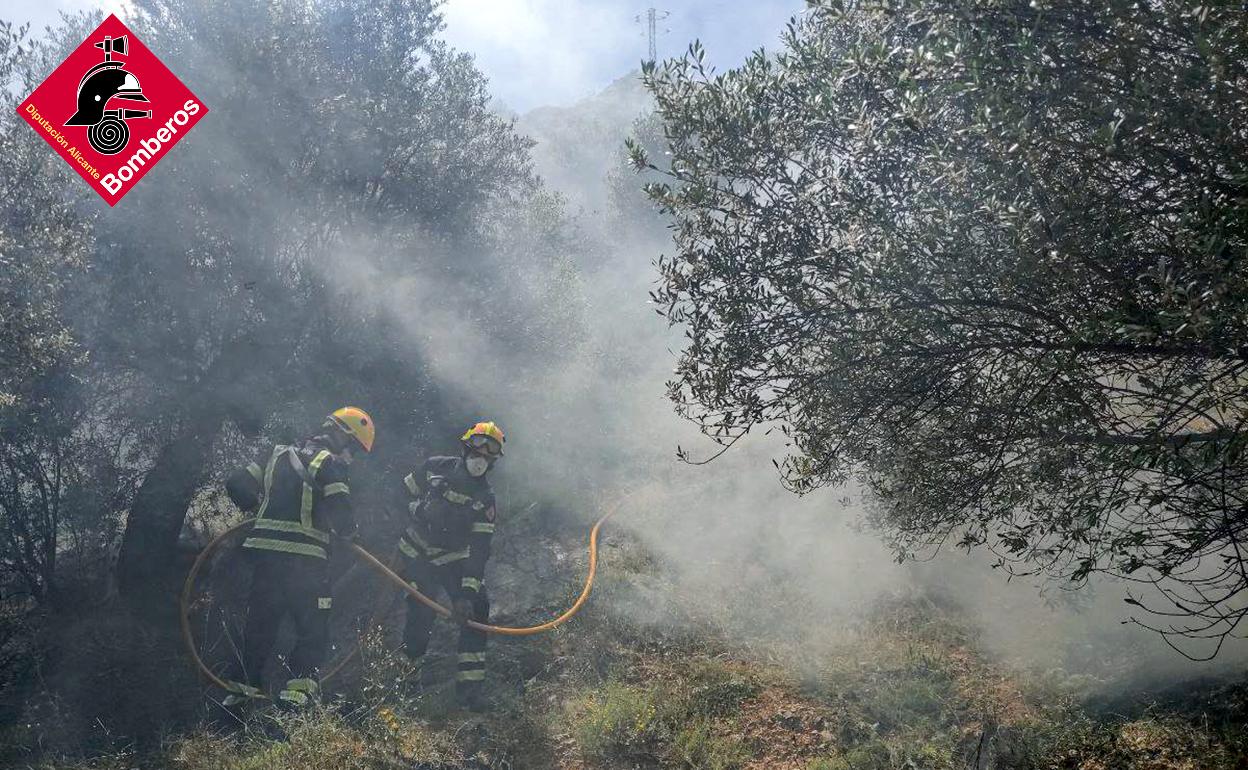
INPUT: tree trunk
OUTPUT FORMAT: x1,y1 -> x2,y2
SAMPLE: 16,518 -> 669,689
115,405 -> 226,602
115,335 -> 272,605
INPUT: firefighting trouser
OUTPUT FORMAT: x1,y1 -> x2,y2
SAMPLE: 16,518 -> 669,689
400,553 -> 490,693
228,551 -> 331,707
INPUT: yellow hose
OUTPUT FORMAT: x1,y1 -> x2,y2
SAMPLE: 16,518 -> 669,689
180,500 -> 621,694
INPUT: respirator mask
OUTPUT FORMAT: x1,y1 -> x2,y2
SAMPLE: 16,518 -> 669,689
465,454 -> 490,477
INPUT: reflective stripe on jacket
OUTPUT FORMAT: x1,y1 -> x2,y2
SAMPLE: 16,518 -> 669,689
238,440 -> 352,560
398,455 -> 495,596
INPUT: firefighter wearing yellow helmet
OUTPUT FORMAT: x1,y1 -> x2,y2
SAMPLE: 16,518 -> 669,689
397,421 -> 505,711
220,407 -> 375,709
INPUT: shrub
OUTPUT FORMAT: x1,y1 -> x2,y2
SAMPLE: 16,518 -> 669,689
569,681 -> 665,760
669,717 -> 749,770
861,667 -> 957,732
689,678 -> 761,719
685,661 -> 762,720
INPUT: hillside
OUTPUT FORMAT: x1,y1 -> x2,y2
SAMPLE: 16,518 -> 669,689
517,72 -> 653,217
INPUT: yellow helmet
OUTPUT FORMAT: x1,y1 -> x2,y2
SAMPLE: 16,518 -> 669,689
327,406 -> 375,453
461,421 -> 505,457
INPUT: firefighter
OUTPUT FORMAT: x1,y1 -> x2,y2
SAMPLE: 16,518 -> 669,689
398,421 -> 504,711
221,407 -> 375,709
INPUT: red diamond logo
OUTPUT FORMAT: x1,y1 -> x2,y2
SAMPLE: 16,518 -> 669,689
16,14 -> 208,207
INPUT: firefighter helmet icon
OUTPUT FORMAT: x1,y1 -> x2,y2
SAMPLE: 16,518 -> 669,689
65,34 -> 151,155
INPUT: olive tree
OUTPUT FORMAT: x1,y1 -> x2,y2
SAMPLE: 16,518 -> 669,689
637,0 -> 1248,656
0,20 -> 88,414
100,0 -> 538,597
0,20 -> 111,606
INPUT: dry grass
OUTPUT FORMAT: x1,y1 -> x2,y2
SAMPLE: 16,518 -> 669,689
21,584 -> 1248,770
170,707 -> 463,770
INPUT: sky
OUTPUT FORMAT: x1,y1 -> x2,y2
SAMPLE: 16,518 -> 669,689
439,0 -> 807,110
5,0 -> 808,112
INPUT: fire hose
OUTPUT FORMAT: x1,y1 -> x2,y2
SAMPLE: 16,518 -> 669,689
180,501 -> 621,697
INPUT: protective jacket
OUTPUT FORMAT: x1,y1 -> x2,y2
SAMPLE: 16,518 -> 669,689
221,436 -> 354,707
398,455 -> 495,693
226,437 -> 355,561
399,456 -> 495,598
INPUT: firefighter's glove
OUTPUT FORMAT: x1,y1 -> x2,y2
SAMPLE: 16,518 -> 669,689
221,680 -> 264,708
452,597 -> 474,625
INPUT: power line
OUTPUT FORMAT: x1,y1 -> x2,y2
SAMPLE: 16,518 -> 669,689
634,7 -> 670,63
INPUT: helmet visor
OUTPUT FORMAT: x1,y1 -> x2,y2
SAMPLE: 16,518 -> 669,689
465,433 -> 503,457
